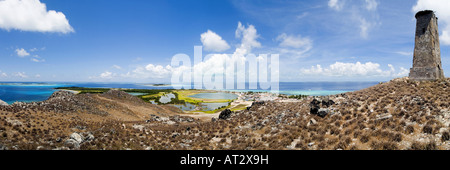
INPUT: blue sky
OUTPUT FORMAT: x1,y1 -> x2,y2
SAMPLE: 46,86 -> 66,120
0,0 -> 449,83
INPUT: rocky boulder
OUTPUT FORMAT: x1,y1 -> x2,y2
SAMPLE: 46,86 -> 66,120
64,139 -> 80,149
318,108 -> 330,118
70,132 -> 83,143
309,99 -> 321,115
321,99 -> 335,107
48,91 -> 76,101
219,109 -> 233,120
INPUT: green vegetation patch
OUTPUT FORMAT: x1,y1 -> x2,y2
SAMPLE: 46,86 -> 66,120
56,87 -> 239,112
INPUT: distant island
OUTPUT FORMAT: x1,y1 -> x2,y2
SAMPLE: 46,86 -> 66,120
142,84 -> 171,87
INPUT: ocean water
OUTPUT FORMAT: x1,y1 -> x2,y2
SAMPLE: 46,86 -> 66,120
0,82 -> 379,104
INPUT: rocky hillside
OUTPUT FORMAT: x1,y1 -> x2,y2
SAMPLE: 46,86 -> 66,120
0,78 -> 449,150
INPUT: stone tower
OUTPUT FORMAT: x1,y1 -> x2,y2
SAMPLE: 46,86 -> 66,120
409,10 -> 445,81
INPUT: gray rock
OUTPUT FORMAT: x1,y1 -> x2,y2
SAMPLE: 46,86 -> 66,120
64,139 -> 80,149
70,132 -> 83,143
132,124 -> 145,131
84,133 -> 95,142
318,108 -> 330,118
309,99 -> 321,115
219,109 -> 233,120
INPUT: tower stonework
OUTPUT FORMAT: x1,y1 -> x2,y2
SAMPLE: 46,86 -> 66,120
409,10 -> 445,81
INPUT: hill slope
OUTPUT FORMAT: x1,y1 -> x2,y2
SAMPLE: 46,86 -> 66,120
0,78 -> 448,150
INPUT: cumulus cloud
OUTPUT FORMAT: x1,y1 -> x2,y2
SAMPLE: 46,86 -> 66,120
124,64 -> 173,79
300,62 -> 409,77
328,0 -> 344,11
413,0 -> 450,45
15,48 -> 30,57
14,72 -> 28,78
15,48 -> 46,62
0,0 -> 74,33
235,22 -> 261,54
112,22 -> 267,83
99,71 -> 113,79
196,22 -> 263,75
201,30 -> 230,52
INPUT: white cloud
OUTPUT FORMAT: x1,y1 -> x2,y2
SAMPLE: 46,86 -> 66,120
395,51 -> 413,56
276,33 -> 313,58
124,64 -> 173,79
300,62 -> 408,77
413,0 -> 450,45
99,71 -> 113,79
359,18 -> 371,39
235,22 -> 261,54
0,0 -> 74,33
200,30 -> 230,52
328,0 -> 344,11
0,70 -> 7,77
14,72 -> 28,78
112,65 -> 122,70
31,58 -> 44,62
365,0 -> 378,11
34,74 -> 41,78
328,0 -> 379,39
144,64 -> 173,78
30,55 -> 45,62
296,12 -> 309,20
15,48 -> 30,57
276,33 -> 312,49
114,22 -> 265,82
189,22 -> 266,86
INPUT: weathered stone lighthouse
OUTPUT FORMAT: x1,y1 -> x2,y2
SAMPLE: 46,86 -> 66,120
409,10 -> 445,81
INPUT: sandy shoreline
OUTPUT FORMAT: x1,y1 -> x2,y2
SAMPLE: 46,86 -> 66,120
59,89 -> 81,94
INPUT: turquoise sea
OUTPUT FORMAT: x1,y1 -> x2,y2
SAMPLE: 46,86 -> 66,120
0,82 -> 379,104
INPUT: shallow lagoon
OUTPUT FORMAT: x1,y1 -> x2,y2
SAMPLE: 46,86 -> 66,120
188,93 -> 238,100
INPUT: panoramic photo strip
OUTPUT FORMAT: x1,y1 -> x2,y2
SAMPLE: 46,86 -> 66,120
0,0 -> 449,168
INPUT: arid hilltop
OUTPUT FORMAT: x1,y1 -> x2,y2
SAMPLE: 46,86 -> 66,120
0,77 -> 449,150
